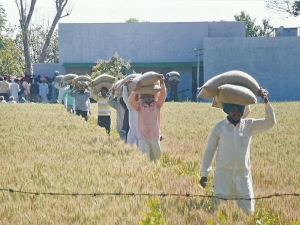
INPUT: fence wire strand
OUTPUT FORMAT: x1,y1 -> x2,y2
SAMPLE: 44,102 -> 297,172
1,188 -> 299,200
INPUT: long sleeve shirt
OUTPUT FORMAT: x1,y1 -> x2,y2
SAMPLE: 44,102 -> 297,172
62,88 -> 74,106
108,96 -> 125,132
90,93 -> 111,116
129,83 -> 166,141
201,103 -> 276,177
68,90 -> 91,111
122,86 -> 139,133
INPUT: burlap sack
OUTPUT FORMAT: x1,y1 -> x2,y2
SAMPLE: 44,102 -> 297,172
54,75 -> 64,82
138,84 -> 161,95
54,80 -> 63,89
140,71 -> 160,86
127,77 -> 140,93
166,71 -> 180,82
62,74 -> 78,86
72,75 -> 92,86
111,79 -> 124,97
77,81 -> 90,88
116,73 -> 142,90
198,70 -> 260,98
168,76 -> 181,82
92,81 -> 114,94
92,74 -> 116,86
217,84 -> 257,106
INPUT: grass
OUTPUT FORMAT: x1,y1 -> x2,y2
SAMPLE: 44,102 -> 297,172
0,101 -> 299,224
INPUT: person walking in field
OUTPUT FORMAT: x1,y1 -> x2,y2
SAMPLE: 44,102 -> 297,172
68,86 -> 91,121
129,75 -> 166,161
122,79 -> 139,146
91,87 -> 111,135
62,85 -> 75,114
199,88 -> 276,214
108,87 -> 126,141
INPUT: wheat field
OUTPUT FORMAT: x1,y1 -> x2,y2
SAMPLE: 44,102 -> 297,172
0,101 -> 299,225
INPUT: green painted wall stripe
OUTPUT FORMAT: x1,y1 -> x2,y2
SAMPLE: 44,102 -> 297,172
63,62 -> 203,68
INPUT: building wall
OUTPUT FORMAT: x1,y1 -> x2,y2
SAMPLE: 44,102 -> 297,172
32,63 -> 65,78
203,37 -> 300,101
59,22 -> 245,65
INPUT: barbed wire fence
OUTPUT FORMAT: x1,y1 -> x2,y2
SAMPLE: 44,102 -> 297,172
1,188 -> 299,200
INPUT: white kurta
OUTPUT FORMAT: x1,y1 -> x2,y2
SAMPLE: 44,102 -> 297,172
201,103 -> 276,213
39,83 -> 49,102
122,86 -> 139,146
10,83 -> 19,103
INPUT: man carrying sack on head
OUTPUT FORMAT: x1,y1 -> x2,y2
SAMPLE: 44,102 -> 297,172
129,75 -> 166,162
68,85 -> 91,121
199,88 -> 276,214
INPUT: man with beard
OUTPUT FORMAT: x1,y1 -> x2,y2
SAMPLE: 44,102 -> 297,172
129,75 -> 166,162
199,88 -> 276,214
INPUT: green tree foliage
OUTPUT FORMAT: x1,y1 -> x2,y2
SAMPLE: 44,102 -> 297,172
15,26 -> 59,63
234,11 -> 274,37
266,1 -> 300,17
91,52 -> 131,79
0,3 -> 6,32
0,34 -> 24,75
126,18 -> 139,23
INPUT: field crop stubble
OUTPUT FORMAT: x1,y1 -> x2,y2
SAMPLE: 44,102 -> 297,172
0,102 -> 299,224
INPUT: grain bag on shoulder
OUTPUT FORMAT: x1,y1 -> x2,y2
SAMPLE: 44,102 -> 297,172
91,74 -> 116,94
198,70 -> 260,98
138,84 -> 162,95
54,75 -> 64,89
116,73 -> 142,90
166,71 -> 180,82
140,71 -> 160,86
92,74 -> 116,85
72,75 -> 92,86
217,84 -> 257,105
62,74 -> 78,86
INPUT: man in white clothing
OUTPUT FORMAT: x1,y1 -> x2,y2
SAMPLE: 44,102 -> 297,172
199,88 -> 276,214
122,79 -> 139,146
10,79 -> 20,103
39,78 -> 49,103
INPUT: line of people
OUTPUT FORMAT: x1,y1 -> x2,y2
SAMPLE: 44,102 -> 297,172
0,72 -> 69,104
61,75 -> 166,162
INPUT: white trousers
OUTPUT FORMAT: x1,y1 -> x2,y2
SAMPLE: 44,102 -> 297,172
127,127 -> 138,146
138,139 -> 161,161
213,169 -> 255,214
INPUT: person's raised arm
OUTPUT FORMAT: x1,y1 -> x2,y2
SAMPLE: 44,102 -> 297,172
157,75 -> 166,108
249,87 -> 276,136
108,88 -> 118,110
122,79 -> 133,109
129,81 -> 141,111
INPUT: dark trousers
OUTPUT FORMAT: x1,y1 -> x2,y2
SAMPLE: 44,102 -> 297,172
76,110 -> 88,121
98,116 -> 111,135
